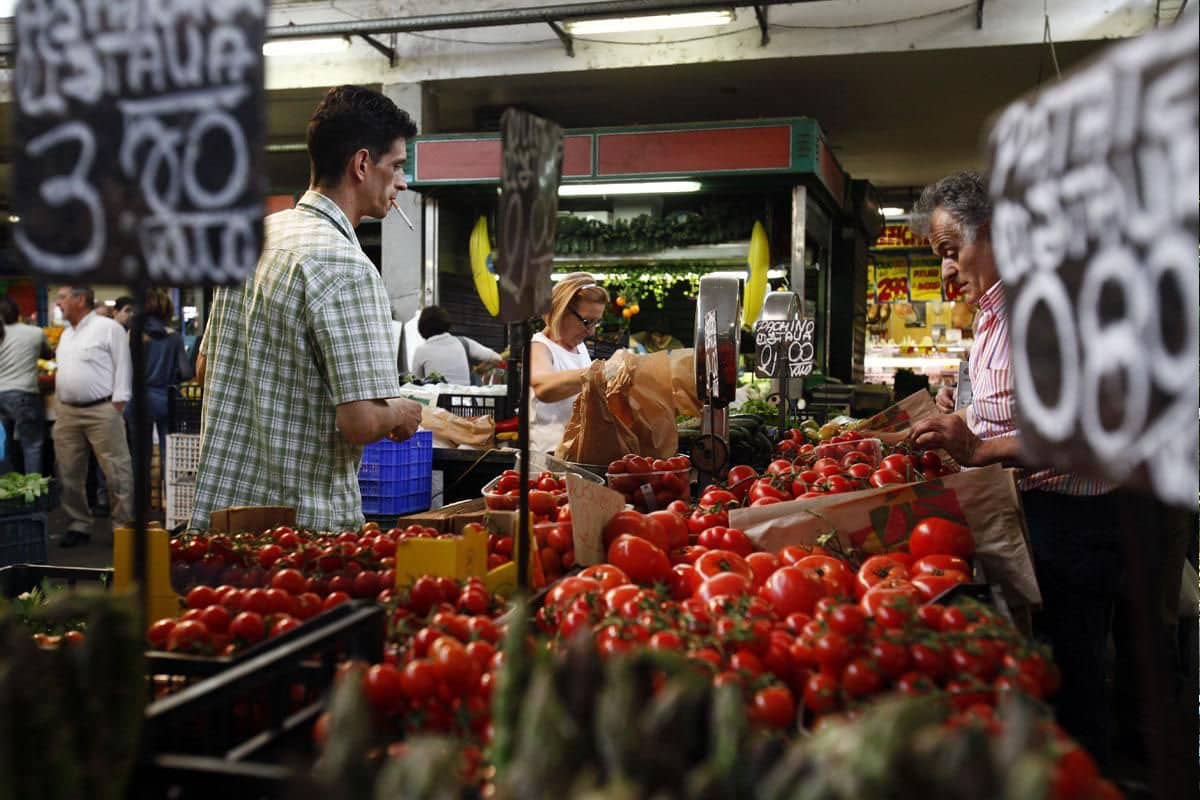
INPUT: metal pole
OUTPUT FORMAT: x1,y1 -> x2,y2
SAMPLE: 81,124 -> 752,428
130,282 -> 151,621
516,321 -> 533,590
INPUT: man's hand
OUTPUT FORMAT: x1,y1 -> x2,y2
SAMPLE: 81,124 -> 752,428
386,397 -> 422,442
112,401 -> 126,413
935,386 -> 956,414
908,414 -> 981,466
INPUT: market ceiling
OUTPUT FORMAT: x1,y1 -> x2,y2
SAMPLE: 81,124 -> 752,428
0,1 -> 1121,202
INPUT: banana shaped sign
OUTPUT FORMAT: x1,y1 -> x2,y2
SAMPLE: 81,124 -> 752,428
469,216 -> 500,316
743,220 -> 770,326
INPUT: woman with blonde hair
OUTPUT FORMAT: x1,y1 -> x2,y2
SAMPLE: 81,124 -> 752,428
529,273 -> 609,453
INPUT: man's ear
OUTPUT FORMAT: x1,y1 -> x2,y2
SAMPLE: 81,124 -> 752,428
349,148 -> 371,183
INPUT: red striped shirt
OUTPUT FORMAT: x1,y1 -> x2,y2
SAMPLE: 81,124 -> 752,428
967,281 -> 1112,495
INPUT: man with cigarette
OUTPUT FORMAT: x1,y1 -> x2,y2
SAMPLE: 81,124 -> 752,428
191,85 -> 422,531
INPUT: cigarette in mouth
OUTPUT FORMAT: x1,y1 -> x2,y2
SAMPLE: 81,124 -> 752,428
391,199 -> 415,230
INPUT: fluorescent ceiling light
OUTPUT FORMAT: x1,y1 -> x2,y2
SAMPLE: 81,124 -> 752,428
553,269 -> 785,281
263,37 -> 351,57
564,10 -> 734,35
880,207 -> 906,217
559,181 -> 702,197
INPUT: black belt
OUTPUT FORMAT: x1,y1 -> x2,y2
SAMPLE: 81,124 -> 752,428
61,395 -> 112,408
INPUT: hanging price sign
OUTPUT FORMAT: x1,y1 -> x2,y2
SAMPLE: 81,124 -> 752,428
987,20 -> 1198,509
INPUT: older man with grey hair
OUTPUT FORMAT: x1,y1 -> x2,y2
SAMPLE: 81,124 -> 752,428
907,171 -> 1121,766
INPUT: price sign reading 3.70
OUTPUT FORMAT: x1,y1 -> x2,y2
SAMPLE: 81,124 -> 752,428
12,1 -> 267,285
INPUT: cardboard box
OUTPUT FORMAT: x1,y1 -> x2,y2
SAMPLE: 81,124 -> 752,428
393,497 -> 486,533
394,524 -> 488,588
209,506 -> 296,533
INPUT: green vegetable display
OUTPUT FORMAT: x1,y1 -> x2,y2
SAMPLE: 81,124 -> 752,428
0,473 -> 50,504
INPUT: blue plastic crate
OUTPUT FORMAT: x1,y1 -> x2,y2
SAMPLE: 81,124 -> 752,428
357,431 -> 433,516
0,511 -> 48,569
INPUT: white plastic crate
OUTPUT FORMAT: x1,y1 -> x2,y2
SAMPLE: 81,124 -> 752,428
166,434 -> 201,485
166,481 -> 196,531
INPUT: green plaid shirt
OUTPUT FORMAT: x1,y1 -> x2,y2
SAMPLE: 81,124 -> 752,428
191,191 -> 400,531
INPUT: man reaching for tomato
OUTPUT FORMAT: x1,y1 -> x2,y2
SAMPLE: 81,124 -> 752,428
905,172 -> 1123,768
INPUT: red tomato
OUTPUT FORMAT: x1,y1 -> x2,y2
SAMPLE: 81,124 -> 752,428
860,578 -> 921,617
912,550 -> 967,577
696,526 -> 754,556
749,685 -> 796,729
777,544 -> 826,565
167,619 -> 211,653
912,571 -> 968,601
869,468 -> 906,488
745,552 -> 779,589
696,572 -> 752,602
694,549 -> 754,581
607,535 -> 672,586
322,591 -> 352,610
667,564 -> 703,600
603,510 -> 669,551
748,478 -> 791,504
431,636 -> 478,694
647,510 -> 689,550
698,488 -> 738,508
880,453 -> 915,475
603,584 -> 643,613
545,576 -> 604,611
796,555 -> 855,597
855,555 -> 911,599
725,465 -> 758,501
578,564 -> 630,591
146,618 -> 176,649
363,663 -> 406,712
804,672 -> 841,715
759,566 -> 826,616
528,489 -> 559,516
841,658 -> 883,698
198,604 -> 231,634
229,610 -> 265,644
908,517 -> 975,560
185,585 -> 218,610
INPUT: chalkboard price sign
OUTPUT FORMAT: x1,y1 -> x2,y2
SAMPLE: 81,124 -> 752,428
11,2 -> 267,285
497,109 -> 563,323
754,318 -> 816,379
987,20 -> 1198,509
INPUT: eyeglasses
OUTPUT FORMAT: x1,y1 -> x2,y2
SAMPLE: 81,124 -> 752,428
568,307 -> 602,330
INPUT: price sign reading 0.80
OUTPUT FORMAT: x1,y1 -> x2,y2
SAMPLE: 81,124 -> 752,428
12,1 -> 267,285
987,19 -> 1198,509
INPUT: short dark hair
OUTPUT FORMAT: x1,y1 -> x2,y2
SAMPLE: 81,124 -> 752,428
114,295 -> 135,312
0,296 -> 19,325
143,289 -> 173,321
307,85 -> 418,188
911,171 -> 992,244
417,306 -> 452,339
65,285 -> 95,307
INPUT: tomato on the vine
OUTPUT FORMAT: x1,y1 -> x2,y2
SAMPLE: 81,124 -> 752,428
759,566 -> 827,616
607,535 -> 672,585
750,685 -> 796,729
694,549 -> 753,581
855,555 -> 911,598
908,517 -> 974,560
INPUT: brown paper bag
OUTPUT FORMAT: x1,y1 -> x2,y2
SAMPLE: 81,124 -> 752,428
558,353 -> 681,462
621,351 -> 678,458
557,361 -> 635,464
730,464 -> 1041,608
858,389 -> 939,433
421,405 -> 494,448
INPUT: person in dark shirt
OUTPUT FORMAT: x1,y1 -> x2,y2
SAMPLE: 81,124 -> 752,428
127,289 -> 194,475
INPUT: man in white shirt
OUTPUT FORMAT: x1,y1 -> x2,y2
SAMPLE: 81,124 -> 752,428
52,286 -> 135,547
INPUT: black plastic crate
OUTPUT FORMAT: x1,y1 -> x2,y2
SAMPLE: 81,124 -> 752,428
137,602 -> 386,799
168,383 -> 204,434
436,391 -> 513,420
0,512 -> 49,569
0,563 -> 112,597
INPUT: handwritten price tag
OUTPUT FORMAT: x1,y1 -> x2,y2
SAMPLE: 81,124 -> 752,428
754,318 -> 816,379
12,2 -> 266,284
565,473 -> 626,566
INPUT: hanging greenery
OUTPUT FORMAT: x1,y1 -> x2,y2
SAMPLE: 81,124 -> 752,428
555,202 -> 758,256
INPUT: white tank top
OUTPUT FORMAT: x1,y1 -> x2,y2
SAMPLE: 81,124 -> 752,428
529,331 -> 591,454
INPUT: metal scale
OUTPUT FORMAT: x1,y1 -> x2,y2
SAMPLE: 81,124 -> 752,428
692,275 -> 743,485
759,290 -> 805,432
